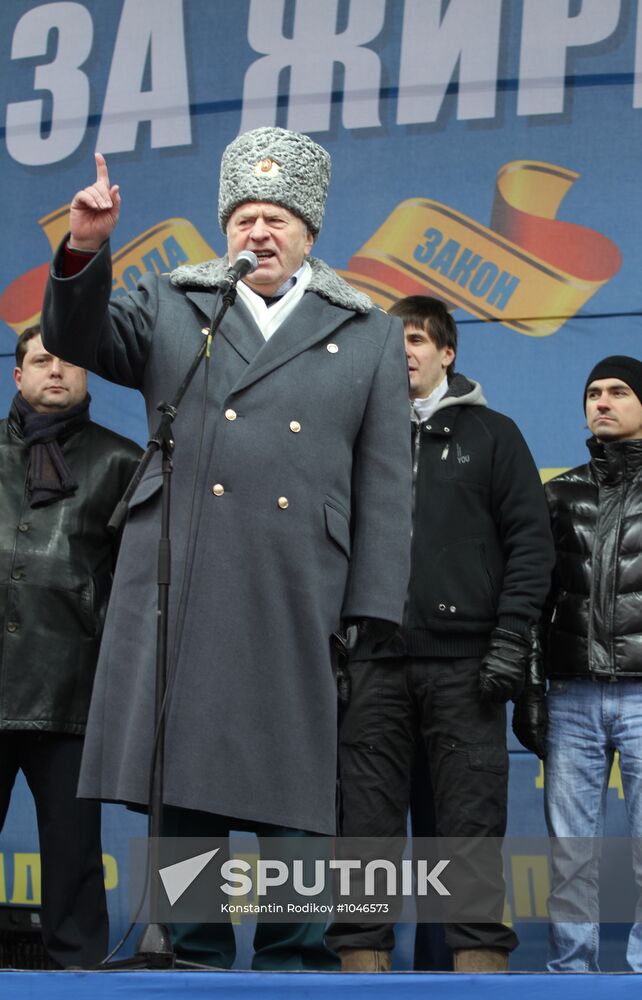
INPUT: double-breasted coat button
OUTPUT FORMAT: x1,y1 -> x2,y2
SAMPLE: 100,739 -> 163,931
17,524 -> 29,533
450,605 -> 456,613
438,603 -> 446,611
426,424 -> 432,430
289,421 -> 301,433
444,426 -> 451,433
327,343 -> 338,353
7,623 -> 17,633
212,484 -> 225,496
224,409 -> 237,421
277,497 -> 289,509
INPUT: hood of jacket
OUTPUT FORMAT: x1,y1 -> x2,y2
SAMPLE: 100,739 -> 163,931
170,255 -> 373,314
432,372 -> 488,414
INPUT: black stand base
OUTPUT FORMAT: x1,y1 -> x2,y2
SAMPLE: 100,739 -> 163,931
97,923 -> 220,971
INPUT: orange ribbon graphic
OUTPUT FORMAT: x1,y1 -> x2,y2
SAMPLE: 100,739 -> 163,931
0,161 -> 621,338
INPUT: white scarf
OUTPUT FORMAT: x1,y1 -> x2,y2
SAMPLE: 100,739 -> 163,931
236,261 -> 312,340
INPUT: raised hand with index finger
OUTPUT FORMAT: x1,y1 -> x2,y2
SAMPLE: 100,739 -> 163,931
69,152 -> 121,252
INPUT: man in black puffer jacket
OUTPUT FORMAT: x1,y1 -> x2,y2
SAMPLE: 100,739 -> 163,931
326,297 -> 555,973
537,355 -> 642,972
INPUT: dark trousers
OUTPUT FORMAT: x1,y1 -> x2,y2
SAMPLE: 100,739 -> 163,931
326,656 -> 518,955
0,731 -> 109,968
409,743 -> 453,970
162,805 -> 339,970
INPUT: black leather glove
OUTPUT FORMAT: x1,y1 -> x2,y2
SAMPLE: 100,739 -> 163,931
479,626 -> 529,704
512,626 -> 547,758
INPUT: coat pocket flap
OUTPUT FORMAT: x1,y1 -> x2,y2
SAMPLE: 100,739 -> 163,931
324,501 -> 351,558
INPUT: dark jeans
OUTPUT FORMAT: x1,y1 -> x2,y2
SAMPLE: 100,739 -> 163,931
326,656 -> 517,955
161,805 -> 339,970
0,731 -> 109,968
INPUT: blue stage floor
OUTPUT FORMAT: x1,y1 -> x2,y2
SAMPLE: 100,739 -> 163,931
1,971 -> 641,999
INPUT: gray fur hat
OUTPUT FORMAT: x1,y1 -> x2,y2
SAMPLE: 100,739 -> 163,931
218,127 -> 331,236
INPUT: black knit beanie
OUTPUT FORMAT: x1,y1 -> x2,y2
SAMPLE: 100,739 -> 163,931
584,355 -> 642,407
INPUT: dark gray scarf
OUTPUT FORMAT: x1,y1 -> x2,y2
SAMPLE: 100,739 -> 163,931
12,392 -> 91,508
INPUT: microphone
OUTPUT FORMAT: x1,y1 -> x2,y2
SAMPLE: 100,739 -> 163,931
221,250 -> 259,290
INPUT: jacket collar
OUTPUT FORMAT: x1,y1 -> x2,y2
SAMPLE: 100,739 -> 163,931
170,255 -> 373,313
171,256 -> 375,394
588,436 -> 642,483
7,396 -> 23,439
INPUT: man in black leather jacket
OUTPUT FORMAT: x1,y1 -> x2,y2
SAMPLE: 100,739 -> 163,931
537,355 -> 642,972
0,325 -> 141,968
326,297 -> 555,972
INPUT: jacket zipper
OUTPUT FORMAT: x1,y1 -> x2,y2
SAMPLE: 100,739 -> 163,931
410,422 -> 422,533
403,422 -> 423,625
590,477 -> 624,678
606,484 -> 625,675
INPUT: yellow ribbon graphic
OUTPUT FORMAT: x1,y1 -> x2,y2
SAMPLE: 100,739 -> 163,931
340,161 -> 622,336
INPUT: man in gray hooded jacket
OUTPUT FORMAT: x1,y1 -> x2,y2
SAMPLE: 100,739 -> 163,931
42,128 -> 411,970
327,295 -> 554,972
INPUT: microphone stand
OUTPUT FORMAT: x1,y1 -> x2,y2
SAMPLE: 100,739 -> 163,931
101,273 -> 246,970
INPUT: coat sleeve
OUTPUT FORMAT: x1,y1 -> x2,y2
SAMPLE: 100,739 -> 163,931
42,237 -> 155,389
489,416 -> 556,630
342,312 -> 412,624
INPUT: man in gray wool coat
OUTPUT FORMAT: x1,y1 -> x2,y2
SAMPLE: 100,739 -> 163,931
42,127 -> 412,970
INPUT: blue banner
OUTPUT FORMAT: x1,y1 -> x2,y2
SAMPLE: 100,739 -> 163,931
0,0 -> 639,969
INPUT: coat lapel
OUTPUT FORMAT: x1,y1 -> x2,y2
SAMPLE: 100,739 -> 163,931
231,293 -> 353,394
184,290 -> 264,365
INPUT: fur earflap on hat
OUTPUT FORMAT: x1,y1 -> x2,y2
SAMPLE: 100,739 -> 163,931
218,127 -> 331,236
